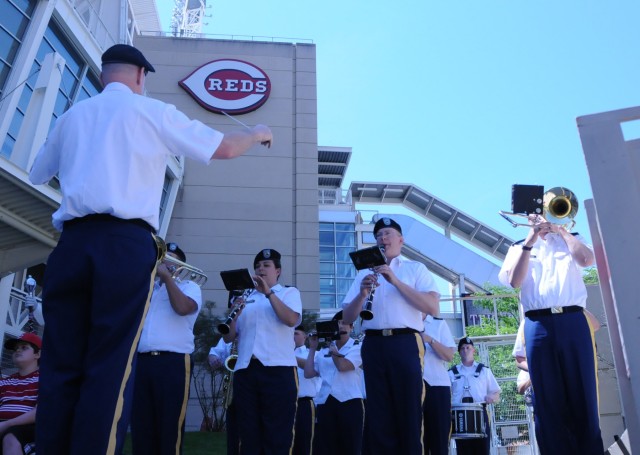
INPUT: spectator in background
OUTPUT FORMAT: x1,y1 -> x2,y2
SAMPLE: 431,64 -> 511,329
0,333 -> 42,455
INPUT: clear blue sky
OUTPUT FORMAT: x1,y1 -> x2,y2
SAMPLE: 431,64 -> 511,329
155,0 -> 640,244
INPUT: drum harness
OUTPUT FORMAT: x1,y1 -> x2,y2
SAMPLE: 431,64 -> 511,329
450,363 -> 485,404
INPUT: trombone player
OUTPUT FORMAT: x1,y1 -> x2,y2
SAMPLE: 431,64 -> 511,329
498,205 -> 604,454
131,242 -> 202,455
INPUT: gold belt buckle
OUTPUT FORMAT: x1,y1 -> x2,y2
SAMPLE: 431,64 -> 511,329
382,329 -> 393,337
551,307 -> 563,314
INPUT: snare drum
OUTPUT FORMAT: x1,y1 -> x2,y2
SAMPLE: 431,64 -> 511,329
451,403 -> 487,439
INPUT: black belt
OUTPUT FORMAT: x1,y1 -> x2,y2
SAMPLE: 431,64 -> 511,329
365,328 -> 419,337
64,213 -> 155,233
139,350 -> 177,356
298,396 -> 314,401
525,305 -> 583,317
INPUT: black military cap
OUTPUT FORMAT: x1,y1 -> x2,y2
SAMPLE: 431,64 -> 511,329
254,249 -> 282,268
458,337 -> 474,351
373,217 -> 402,236
101,44 -> 155,73
332,310 -> 344,321
166,242 -> 186,263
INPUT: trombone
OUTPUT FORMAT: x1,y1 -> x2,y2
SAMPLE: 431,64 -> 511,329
154,236 -> 208,286
499,187 -> 578,231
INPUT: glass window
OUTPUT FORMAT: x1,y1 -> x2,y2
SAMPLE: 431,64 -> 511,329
335,223 -> 354,232
319,247 -> 335,262
0,0 -> 36,93
318,222 -> 357,310
335,231 -> 355,247
319,231 -> 334,246
320,278 -> 335,294
337,279 -> 353,295
335,247 -> 353,263
336,263 -> 356,279
320,295 -> 336,309
2,17 -> 101,158
319,262 -> 334,275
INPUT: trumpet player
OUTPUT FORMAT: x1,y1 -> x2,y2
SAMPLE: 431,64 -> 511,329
131,242 -> 202,455
498,214 -> 603,455
304,311 -> 365,455
342,217 -> 440,455
222,249 -> 301,454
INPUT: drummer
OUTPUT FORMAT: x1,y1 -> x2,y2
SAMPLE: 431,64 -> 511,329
449,337 -> 501,455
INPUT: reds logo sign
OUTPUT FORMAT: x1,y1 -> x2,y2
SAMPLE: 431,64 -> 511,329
179,59 -> 271,115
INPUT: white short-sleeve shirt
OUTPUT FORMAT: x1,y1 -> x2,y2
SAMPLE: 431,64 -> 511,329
313,338 -> 365,404
342,256 -> 440,331
29,82 -> 223,231
423,315 -> 456,386
498,233 -> 591,312
138,279 -> 202,354
234,284 -> 302,371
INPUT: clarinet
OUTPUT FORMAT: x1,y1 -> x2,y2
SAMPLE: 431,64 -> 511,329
217,289 -> 254,334
360,246 -> 386,320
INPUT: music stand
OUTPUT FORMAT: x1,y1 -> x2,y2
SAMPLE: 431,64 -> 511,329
315,320 -> 340,342
349,246 -> 386,270
220,269 -> 255,291
511,184 -> 544,215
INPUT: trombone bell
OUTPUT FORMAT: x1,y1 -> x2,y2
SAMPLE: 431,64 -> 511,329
153,236 -> 208,286
543,187 -> 578,228
499,186 -> 578,231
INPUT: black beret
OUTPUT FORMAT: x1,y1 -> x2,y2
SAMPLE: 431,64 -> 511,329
166,242 -> 186,263
332,310 -> 344,321
458,337 -> 474,351
373,217 -> 402,236
254,249 -> 281,265
102,44 -> 155,73
295,325 -> 306,332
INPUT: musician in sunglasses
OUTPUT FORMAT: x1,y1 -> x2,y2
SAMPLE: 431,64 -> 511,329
222,249 -> 301,454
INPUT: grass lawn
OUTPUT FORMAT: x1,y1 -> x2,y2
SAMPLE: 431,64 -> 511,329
123,431 -> 227,454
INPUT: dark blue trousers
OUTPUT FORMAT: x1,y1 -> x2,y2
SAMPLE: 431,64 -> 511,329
525,310 -> 604,455
423,383 -> 451,455
226,402 -> 239,455
361,333 -> 425,455
131,352 -> 192,455
36,218 -> 156,455
233,359 -> 298,454
293,397 -> 315,455
315,395 -> 364,455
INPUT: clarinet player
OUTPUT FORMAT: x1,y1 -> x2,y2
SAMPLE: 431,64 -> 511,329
222,249 -> 301,454
342,217 -> 440,454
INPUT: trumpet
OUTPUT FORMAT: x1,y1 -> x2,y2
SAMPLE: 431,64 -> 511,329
499,186 -> 578,231
217,289 -> 254,334
154,236 -> 208,286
